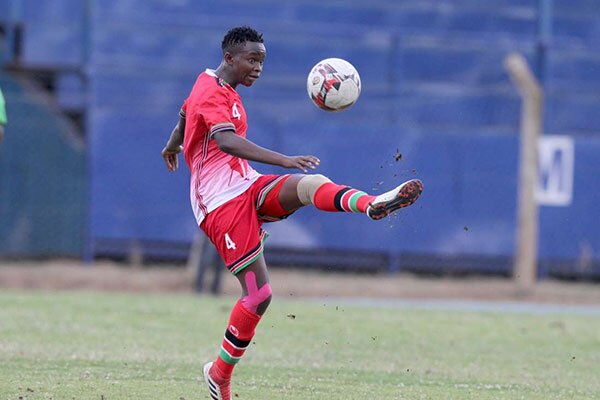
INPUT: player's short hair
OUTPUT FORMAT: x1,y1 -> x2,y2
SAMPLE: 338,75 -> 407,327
221,26 -> 264,53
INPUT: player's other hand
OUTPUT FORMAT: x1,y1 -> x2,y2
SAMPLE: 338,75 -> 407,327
162,145 -> 183,172
282,155 -> 320,173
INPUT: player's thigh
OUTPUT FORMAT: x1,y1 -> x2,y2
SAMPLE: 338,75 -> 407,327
278,173 -> 307,212
201,197 -> 266,275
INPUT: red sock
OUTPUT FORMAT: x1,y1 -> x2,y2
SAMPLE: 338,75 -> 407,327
313,182 -> 375,213
213,300 -> 261,380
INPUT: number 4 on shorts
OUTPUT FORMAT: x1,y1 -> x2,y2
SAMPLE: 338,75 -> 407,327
225,233 -> 237,250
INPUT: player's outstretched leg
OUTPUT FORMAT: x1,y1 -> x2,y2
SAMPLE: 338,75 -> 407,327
204,257 -> 271,400
279,174 -> 423,219
366,179 -> 423,220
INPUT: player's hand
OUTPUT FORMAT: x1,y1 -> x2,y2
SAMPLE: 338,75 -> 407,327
282,155 -> 321,172
162,145 -> 183,172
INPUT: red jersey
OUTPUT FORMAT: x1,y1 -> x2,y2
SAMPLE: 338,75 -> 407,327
181,69 -> 260,225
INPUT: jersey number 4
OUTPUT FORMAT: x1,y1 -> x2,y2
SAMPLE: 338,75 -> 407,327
225,233 -> 237,250
232,103 -> 241,120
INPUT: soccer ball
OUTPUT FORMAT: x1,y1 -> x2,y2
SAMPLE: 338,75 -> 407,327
307,58 -> 361,112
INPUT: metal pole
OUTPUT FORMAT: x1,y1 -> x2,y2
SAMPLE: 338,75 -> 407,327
536,0 -> 553,84
505,53 -> 543,295
82,0 -> 94,264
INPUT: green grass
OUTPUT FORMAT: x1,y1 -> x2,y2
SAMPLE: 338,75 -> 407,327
0,291 -> 598,400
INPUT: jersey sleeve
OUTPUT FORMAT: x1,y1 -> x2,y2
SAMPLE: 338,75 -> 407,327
199,89 -> 235,138
179,99 -> 187,119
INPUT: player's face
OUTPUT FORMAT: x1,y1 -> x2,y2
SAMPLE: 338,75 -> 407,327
231,42 -> 266,87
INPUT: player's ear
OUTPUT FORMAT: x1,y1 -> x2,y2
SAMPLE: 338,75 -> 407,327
224,51 -> 235,66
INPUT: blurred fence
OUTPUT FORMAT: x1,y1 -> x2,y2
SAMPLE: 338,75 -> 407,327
1,0 -> 600,277
0,71 -> 86,256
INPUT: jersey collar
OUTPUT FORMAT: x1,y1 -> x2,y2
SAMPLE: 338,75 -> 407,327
205,68 -> 235,91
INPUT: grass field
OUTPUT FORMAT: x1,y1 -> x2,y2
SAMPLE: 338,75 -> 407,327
0,290 -> 598,399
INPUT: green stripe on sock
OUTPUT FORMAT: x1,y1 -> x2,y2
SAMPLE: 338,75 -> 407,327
348,191 -> 366,213
219,348 -> 241,364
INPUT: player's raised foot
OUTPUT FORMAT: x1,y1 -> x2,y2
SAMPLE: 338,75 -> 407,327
203,362 -> 231,400
367,179 -> 423,220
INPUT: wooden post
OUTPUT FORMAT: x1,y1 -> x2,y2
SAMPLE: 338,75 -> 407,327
504,53 -> 543,295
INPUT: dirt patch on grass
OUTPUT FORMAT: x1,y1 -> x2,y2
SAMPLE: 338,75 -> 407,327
0,259 -> 598,304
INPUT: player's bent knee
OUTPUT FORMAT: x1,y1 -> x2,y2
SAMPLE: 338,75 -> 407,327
247,287 -> 272,316
256,294 -> 272,315
296,174 -> 332,205
241,278 -> 273,315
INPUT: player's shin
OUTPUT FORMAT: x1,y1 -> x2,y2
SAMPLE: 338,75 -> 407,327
213,300 -> 262,380
213,272 -> 272,380
297,174 -> 375,213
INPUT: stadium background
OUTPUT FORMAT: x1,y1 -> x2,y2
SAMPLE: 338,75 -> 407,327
1,0 -> 599,279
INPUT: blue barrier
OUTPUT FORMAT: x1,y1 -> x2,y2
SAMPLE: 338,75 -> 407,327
3,0 -> 600,277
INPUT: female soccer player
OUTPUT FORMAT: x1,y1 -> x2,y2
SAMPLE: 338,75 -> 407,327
161,26 -> 422,400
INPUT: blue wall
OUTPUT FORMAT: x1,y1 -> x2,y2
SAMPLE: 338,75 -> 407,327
85,1 -> 600,276
3,0 -> 600,276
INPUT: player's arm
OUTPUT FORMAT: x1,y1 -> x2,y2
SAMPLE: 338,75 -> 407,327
214,130 -> 320,173
161,114 -> 186,172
